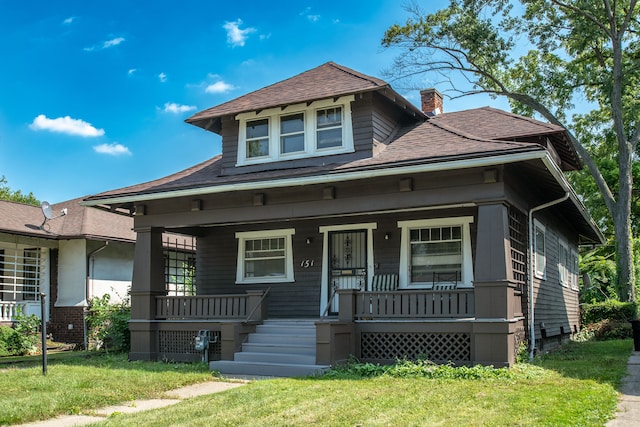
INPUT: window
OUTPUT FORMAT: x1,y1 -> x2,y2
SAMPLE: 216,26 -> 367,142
558,239 -> 569,287
236,96 -> 354,165
534,220 -> 546,279
236,229 -> 295,283
316,107 -> 342,149
246,118 -> 269,158
280,113 -> 305,153
398,217 -> 474,288
570,250 -> 579,291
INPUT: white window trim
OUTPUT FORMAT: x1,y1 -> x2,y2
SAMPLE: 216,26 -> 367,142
558,238 -> 569,287
397,216 -> 474,289
533,220 -> 546,280
235,228 -> 295,284
236,96 -> 355,166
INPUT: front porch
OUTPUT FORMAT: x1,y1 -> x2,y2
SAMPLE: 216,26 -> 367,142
134,284 -> 523,372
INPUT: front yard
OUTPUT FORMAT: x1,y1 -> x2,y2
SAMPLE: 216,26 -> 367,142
0,339 -> 632,426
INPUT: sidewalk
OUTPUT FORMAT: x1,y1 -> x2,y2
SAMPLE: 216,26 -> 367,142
16,380 -> 247,427
607,351 -> 640,427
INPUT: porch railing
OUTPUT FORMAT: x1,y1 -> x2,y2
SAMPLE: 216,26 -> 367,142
0,301 -> 20,322
156,294 -> 249,320
354,289 -> 475,319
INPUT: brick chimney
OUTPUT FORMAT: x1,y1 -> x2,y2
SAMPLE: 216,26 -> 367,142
420,88 -> 443,116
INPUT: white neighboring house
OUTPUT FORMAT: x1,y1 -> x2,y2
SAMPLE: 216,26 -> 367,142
0,198 -> 194,345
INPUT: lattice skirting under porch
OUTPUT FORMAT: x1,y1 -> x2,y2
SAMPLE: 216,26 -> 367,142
360,332 -> 471,362
158,330 -> 221,362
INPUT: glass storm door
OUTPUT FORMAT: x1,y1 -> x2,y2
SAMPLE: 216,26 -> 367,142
328,230 -> 367,314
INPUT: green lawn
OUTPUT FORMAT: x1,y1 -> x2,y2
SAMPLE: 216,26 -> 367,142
0,340 -> 632,426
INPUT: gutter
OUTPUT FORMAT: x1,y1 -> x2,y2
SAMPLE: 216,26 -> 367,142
528,193 -> 569,361
84,241 -> 109,350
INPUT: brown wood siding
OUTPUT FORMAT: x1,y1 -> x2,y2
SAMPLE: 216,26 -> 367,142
195,208 -> 477,318
530,211 -> 580,340
213,93 -> 417,176
220,115 -> 239,174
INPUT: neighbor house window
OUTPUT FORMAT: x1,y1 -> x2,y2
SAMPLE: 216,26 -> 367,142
235,229 -> 295,284
236,96 -> 354,166
534,220 -> 546,279
398,217 -> 474,288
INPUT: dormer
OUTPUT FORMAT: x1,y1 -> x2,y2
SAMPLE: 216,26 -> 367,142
235,96 -> 355,166
186,62 -> 424,176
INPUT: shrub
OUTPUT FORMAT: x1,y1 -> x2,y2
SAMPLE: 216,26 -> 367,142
0,326 -> 21,356
577,319 -> 632,341
580,300 -> 638,324
86,294 -> 131,353
11,311 -> 41,354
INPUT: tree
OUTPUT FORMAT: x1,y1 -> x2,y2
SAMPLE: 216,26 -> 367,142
382,0 -> 639,301
0,175 -> 39,206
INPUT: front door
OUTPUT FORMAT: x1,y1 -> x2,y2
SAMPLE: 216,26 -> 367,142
327,230 -> 367,314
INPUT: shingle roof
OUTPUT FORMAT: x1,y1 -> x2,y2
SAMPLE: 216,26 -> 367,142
186,62 -> 423,131
429,107 -> 581,169
0,198 -> 135,242
84,117 -> 544,202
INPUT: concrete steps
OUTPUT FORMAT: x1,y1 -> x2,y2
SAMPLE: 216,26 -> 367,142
209,319 -> 329,378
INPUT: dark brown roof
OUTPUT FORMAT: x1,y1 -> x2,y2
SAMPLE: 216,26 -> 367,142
0,198 -> 135,242
186,62 -> 423,132
429,107 -> 581,170
84,118 -> 543,202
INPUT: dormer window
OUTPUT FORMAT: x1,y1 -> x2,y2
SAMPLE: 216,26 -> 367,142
246,119 -> 270,158
236,96 -> 354,166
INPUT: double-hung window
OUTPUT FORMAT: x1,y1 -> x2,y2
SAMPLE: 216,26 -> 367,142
236,96 -> 354,165
316,107 -> 342,149
280,113 -> 305,154
235,229 -> 295,284
558,239 -> 569,287
246,118 -> 270,158
533,220 -> 546,279
398,217 -> 474,288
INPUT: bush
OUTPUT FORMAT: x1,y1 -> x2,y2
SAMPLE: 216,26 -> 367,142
581,300 -> 638,324
0,326 -> 21,356
0,313 -> 40,357
577,319 -> 632,341
86,295 -> 130,353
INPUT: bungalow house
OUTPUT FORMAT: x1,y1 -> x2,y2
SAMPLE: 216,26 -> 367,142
0,198 -> 195,346
83,62 -> 602,376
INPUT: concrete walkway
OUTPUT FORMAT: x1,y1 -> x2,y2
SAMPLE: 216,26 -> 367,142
607,351 -> 640,427
16,380 -> 246,427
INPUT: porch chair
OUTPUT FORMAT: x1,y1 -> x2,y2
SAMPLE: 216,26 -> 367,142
432,271 -> 459,290
371,273 -> 399,291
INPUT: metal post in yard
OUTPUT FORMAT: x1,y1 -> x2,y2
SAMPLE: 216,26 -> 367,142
40,293 -> 47,375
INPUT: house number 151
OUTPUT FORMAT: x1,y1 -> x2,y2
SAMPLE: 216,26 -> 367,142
301,259 -> 314,268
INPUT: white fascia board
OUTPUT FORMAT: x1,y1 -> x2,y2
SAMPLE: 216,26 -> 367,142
82,151 -> 549,207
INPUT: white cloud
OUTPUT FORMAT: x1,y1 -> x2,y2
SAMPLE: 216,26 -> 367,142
84,36 -> 125,52
103,37 -> 125,49
163,102 -> 197,113
301,7 -> 320,22
128,68 -> 137,76
63,17 -> 75,25
93,143 -> 131,156
205,81 -> 235,94
223,19 -> 256,47
158,72 -> 167,82
30,114 -> 105,137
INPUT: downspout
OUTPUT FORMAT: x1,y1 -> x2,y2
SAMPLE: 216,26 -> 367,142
84,241 -> 109,350
528,193 -> 569,360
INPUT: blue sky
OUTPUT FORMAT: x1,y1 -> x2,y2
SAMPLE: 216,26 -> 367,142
0,0 -> 506,203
